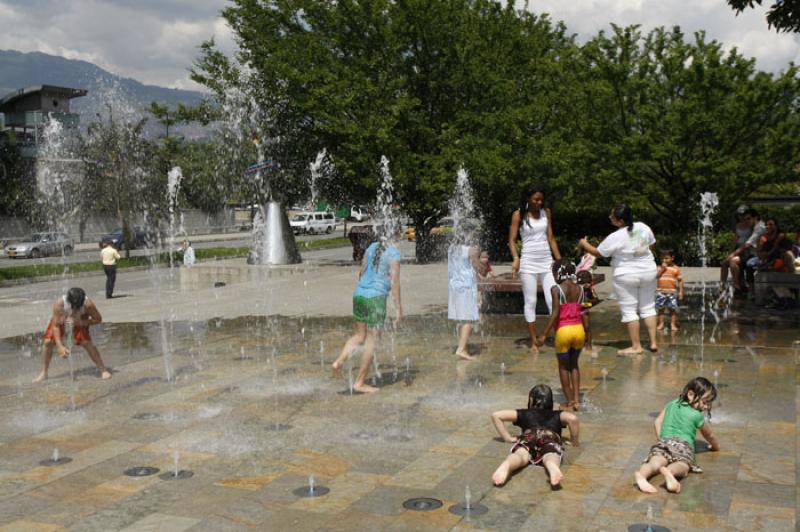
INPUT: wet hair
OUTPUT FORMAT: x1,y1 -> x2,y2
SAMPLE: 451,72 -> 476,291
372,237 -> 389,270
552,259 -> 577,283
612,204 -> 634,233
66,287 -> 86,309
519,183 -> 546,227
527,384 -> 554,410
576,270 -> 592,285
660,248 -> 675,258
679,377 -> 717,411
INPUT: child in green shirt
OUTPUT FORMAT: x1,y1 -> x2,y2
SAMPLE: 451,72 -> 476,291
634,377 -> 720,494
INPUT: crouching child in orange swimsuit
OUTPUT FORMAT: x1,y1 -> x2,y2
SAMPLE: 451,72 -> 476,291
33,287 -> 111,383
491,384 -> 579,488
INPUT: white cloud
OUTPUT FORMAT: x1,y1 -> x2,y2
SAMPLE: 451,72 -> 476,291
524,0 -> 800,73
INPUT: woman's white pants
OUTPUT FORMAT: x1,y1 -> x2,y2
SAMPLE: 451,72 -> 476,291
519,271 -> 555,322
612,270 -> 657,323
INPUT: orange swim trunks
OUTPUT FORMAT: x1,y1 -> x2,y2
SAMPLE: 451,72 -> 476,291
44,321 -> 91,346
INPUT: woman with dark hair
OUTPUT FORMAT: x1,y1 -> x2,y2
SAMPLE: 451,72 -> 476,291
508,184 -> 562,353
579,204 -> 658,355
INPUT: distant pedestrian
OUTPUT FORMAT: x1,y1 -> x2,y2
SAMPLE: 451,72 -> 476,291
32,287 -> 111,383
182,240 -> 196,267
101,240 -> 120,299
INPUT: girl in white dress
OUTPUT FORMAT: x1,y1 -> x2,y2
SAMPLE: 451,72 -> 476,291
508,185 -> 562,354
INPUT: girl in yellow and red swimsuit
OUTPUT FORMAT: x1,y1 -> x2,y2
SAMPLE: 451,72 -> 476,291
537,260 -> 585,411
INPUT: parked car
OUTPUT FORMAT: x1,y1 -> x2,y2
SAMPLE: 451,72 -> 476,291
99,226 -> 156,250
290,212 -> 336,235
5,232 -> 74,259
349,206 -> 369,222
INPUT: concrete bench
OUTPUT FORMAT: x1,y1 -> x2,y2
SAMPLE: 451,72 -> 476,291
478,272 -> 605,314
752,271 -> 800,305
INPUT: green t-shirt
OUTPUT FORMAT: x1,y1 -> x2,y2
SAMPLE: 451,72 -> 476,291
659,398 -> 705,446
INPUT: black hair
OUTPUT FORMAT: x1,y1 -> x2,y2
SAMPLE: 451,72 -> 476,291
612,204 -> 634,233
519,183 -> 546,227
66,287 -> 86,309
764,218 -> 781,233
552,259 -> 577,283
527,384 -> 554,410
576,270 -> 592,285
660,248 -> 675,258
745,208 -> 760,219
679,377 -> 717,412
372,238 -> 388,270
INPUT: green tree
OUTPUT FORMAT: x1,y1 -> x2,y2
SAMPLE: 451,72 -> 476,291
0,131 -> 35,217
577,25 -> 800,232
80,118 -> 165,256
727,0 -> 800,33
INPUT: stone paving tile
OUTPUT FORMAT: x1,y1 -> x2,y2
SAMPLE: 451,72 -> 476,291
117,512 -> 201,532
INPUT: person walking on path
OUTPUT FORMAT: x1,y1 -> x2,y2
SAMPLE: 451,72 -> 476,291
508,184 -> 561,354
331,237 -> 402,393
579,204 -> 658,355
33,287 -> 111,383
448,227 -> 481,360
101,241 -> 121,299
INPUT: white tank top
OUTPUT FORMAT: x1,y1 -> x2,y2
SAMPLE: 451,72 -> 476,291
519,209 -> 553,274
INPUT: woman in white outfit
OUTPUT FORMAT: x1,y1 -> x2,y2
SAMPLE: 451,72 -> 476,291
508,185 -> 562,354
448,228 -> 481,360
579,204 -> 658,355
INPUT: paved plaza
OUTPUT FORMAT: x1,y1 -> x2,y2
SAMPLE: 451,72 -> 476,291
0,244 -> 797,531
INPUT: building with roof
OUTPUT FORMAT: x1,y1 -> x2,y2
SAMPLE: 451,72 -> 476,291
0,85 -> 87,158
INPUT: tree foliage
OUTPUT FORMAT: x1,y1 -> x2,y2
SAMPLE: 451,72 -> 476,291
183,3 -> 800,263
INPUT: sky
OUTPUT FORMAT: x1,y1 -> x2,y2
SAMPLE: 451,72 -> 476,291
0,0 -> 797,91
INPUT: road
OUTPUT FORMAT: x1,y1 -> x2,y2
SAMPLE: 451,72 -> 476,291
0,225 -> 354,268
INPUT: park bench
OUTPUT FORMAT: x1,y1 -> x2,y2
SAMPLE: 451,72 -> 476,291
478,272 -> 605,314
752,270 -> 800,305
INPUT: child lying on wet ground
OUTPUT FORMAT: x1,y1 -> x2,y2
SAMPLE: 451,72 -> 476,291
490,384 -> 579,488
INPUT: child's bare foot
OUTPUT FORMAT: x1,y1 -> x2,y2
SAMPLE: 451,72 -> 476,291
659,466 -> 681,493
649,343 -> 658,353
455,350 -> 475,361
331,361 -> 344,378
549,469 -> 563,487
634,472 -> 658,493
529,344 -> 539,355
618,347 -> 644,356
100,370 -> 112,380
353,383 -> 379,393
492,464 -> 510,486
32,371 -> 47,384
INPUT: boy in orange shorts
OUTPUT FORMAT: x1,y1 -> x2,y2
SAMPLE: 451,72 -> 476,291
33,287 -> 111,383
656,250 -> 684,331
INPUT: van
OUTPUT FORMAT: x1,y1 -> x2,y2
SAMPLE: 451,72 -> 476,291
290,212 -> 336,235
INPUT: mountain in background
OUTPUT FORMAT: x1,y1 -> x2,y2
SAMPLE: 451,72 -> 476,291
0,49 -> 205,107
0,49 -> 210,137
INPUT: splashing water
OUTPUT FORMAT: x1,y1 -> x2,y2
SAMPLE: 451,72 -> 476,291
52,448 -> 60,463
464,485 -> 472,510
449,167 -> 479,239
173,449 -> 180,477
697,192 -> 719,369
308,474 -> 315,494
376,157 -> 399,239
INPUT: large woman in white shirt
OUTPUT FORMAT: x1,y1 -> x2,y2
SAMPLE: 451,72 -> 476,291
508,184 -> 561,354
579,204 -> 658,355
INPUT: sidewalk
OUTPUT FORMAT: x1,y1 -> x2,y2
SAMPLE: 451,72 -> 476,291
0,239 -> 724,340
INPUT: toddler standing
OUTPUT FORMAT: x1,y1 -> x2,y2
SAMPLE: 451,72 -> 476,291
656,249 -> 684,331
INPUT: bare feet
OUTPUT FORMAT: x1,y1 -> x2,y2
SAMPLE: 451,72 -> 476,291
634,471 -> 658,494
331,361 -> 344,378
100,370 -> 112,380
353,383 -> 379,393
455,350 -> 475,361
492,464 -> 510,486
529,344 -> 539,355
649,344 -> 658,353
549,469 -> 563,487
660,466 -> 681,493
32,371 -> 47,384
618,347 -> 644,356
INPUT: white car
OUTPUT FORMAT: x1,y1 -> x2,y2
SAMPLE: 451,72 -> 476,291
5,232 -> 74,259
290,212 -> 336,235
